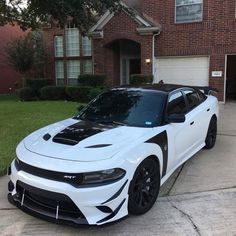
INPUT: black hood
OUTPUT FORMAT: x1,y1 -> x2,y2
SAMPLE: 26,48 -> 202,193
52,120 -> 114,146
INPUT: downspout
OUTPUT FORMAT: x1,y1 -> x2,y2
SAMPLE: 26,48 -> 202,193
152,31 -> 160,83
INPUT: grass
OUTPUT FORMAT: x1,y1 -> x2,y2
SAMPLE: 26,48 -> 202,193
0,95 -> 81,175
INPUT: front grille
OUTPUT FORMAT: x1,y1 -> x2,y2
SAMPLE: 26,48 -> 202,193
14,181 -> 87,224
15,159 -> 83,187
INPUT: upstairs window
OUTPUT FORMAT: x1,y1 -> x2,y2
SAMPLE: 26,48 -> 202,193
54,36 -> 63,57
66,27 -> 80,56
82,36 -> 92,56
176,0 -> 203,23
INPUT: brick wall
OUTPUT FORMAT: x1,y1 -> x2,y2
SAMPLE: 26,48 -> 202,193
142,0 -> 236,101
43,26 -> 64,84
93,11 -> 153,85
0,24 -> 29,94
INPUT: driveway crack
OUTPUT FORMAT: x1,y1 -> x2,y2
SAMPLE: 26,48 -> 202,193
168,198 -> 201,236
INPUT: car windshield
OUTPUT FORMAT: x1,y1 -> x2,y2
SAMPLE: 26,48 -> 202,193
77,89 -> 166,127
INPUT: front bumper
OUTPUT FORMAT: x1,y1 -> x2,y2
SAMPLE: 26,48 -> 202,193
8,161 -> 129,225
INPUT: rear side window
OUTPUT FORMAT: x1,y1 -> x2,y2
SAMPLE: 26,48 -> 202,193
167,91 -> 187,115
198,90 -> 207,102
184,90 -> 201,110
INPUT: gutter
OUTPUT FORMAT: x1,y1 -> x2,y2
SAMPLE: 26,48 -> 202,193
152,32 -> 161,82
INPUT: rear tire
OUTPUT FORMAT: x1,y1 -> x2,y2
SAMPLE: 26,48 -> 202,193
205,116 -> 217,149
128,158 -> 160,215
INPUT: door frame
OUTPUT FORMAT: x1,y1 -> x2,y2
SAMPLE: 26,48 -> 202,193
120,56 -> 141,85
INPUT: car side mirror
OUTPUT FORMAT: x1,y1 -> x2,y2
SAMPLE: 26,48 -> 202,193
167,114 -> 186,123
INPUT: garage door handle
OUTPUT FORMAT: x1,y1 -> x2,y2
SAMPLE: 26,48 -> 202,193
190,121 -> 194,126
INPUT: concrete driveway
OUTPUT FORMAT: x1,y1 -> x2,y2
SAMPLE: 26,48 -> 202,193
1,103 -> 236,236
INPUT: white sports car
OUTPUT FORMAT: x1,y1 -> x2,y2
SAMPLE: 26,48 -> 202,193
8,84 -> 219,226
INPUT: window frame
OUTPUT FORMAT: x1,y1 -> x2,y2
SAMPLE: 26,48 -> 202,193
182,88 -> 205,112
55,60 -> 65,86
175,0 -> 203,24
65,26 -> 80,57
66,60 -> 81,86
166,90 -> 188,117
82,36 -> 92,56
54,35 -> 64,58
165,87 -> 206,122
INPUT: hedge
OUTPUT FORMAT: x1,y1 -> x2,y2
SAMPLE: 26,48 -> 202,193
40,86 -> 66,100
66,86 -> 92,102
78,74 -> 106,87
130,74 -> 153,85
18,87 -> 37,101
26,79 -> 51,95
88,87 -> 104,100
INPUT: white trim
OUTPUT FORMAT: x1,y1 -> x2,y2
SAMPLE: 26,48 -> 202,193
135,15 -> 151,27
90,2 -> 158,33
136,27 -> 160,35
152,32 -> 160,79
224,54 -> 227,104
90,11 -> 114,32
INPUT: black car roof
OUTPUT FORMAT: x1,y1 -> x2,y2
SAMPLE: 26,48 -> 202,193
116,84 -> 198,94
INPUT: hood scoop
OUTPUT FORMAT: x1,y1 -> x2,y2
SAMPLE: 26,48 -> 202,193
52,120 -> 109,146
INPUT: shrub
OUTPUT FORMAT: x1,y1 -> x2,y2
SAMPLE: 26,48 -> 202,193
66,86 -> 92,102
88,87 -> 104,100
26,79 -> 51,95
40,86 -> 66,100
78,74 -> 106,87
18,87 -> 37,101
130,74 -> 153,85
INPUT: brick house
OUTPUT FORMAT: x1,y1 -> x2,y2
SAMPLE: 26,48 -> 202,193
0,24 -> 28,94
43,0 -> 236,102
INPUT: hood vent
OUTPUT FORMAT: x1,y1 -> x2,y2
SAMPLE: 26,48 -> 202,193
43,133 -> 51,141
85,144 -> 112,148
52,121 -> 110,146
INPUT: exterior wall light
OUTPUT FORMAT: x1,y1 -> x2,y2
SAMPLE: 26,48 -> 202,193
145,59 -> 151,65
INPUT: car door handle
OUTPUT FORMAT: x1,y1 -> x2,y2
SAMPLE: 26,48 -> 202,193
190,121 -> 194,126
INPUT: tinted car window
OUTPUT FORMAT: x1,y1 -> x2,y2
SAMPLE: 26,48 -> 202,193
198,90 -> 207,102
78,89 -> 166,127
184,90 -> 200,110
167,92 -> 187,115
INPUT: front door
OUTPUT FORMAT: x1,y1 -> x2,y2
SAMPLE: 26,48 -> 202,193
121,58 -> 141,85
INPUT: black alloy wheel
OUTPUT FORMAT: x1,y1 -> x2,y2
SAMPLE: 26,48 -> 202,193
205,116 -> 217,149
128,158 -> 160,215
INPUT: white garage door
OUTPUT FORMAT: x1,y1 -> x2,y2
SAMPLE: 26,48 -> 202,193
155,57 -> 209,86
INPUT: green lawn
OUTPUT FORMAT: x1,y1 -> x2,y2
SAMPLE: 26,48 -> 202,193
0,95 -> 81,175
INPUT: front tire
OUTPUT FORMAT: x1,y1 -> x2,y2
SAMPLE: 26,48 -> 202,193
205,116 -> 217,149
128,158 -> 160,215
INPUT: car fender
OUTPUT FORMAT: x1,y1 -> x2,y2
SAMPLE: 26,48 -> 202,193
124,142 -> 163,179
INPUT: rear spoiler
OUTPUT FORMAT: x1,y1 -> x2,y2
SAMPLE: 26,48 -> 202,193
192,86 -> 219,96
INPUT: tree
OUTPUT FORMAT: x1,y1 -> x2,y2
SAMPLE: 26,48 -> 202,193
1,0 -> 122,32
0,0 -> 19,26
5,31 -> 47,83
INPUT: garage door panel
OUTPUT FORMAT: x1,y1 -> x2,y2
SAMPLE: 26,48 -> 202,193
156,57 -> 209,87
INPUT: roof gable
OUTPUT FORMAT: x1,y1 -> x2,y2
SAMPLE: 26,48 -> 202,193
89,2 -> 161,38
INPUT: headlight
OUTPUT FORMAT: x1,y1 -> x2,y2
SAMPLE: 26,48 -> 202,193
81,168 -> 126,185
